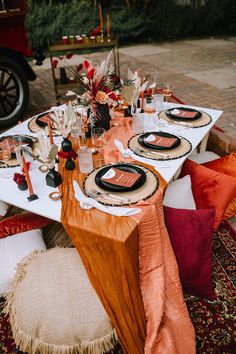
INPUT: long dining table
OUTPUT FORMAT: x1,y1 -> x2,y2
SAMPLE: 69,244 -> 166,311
0,103 -> 223,353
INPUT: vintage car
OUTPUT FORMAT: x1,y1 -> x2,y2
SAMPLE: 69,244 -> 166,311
0,0 -> 43,128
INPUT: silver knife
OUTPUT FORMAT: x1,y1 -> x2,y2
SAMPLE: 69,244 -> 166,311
21,146 -> 46,164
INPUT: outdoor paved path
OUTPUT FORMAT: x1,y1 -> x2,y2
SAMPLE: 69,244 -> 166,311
28,36 -> 236,138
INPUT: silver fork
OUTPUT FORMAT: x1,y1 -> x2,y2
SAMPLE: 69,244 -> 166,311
89,188 -> 131,203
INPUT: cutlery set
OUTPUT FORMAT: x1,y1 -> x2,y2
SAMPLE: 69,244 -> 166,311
88,187 -> 131,203
133,147 -> 170,159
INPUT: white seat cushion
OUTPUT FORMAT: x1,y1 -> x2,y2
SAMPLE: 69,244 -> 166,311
163,175 -> 196,210
0,229 -> 46,296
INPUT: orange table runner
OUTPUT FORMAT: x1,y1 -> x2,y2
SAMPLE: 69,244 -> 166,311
59,159 -> 146,353
59,121 -> 195,353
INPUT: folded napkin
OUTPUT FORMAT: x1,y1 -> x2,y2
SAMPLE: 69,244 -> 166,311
114,139 -> 133,158
73,180 -> 141,217
114,139 -> 172,170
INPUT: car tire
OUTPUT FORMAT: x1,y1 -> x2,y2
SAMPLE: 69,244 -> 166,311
0,55 -> 29,128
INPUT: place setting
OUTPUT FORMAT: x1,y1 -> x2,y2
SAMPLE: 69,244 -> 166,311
127,131 -> 192,161
28,110 -> 61,135
82,162 -> 159,207
0,134 -> 39,170
159,106 -> 212,128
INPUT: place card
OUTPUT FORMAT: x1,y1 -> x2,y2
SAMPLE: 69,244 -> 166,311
144,134 -> 177,148
101,167 -> 141,187
171,109 -> 198,119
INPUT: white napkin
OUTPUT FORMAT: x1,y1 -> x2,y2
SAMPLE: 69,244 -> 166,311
114,139 -> 133,158
73,181 -> 141,217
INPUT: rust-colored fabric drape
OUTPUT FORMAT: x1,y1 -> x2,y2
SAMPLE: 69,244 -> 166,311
133,193 -> 196,353
59,120 -> 195,353
59,159 -> 146,353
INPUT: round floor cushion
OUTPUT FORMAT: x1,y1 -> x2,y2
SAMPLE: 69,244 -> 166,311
4,248 -> 118,354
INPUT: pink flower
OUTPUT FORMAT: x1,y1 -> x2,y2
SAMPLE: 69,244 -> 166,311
95,91 -> 108,104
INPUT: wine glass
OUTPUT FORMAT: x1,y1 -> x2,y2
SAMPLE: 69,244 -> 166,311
91,128 -> 106,167
0,139 -> 12,178
162,82 -> 173,108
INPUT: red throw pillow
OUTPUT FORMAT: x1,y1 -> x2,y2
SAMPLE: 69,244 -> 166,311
180,159 -> 236,230
203,152 -> 236,219
164,206 -> 216,299
0,213 -> 52,238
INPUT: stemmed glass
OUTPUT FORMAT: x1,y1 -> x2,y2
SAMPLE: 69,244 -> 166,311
162,82 -> 173,108
91,127 -> 106,167
0,139 -> 12,178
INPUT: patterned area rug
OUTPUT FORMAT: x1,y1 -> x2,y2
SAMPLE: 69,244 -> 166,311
0,221 -> 235,354
185,221 -> 236,353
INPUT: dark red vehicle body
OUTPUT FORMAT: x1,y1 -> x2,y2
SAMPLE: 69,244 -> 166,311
0,0 -> 36,127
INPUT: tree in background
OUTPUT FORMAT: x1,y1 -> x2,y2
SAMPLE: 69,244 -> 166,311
26,0 -> 236,49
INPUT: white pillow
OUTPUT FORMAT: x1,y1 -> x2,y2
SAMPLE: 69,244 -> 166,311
0,200 -> 9,217
189,151 -> 219,164
163,175 -> 196,210
0,229 -> 46,296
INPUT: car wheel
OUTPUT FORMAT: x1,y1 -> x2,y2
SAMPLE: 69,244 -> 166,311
0,56 -> 29,128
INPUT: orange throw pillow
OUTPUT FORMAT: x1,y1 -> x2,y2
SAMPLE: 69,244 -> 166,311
203,152 -> 236,219
180,159 -> 236,230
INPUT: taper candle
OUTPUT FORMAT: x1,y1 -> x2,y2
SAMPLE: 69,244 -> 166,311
99,4 -> 103,30
107,14 -> 110,37
21,151 -> 33,196
141,91 -> 144,111
47,116 -> 54,145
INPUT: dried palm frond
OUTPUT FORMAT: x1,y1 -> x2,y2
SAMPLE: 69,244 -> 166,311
46,144 -> 58,169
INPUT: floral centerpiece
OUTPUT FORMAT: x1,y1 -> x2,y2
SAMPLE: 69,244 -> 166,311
66,51 -> 119,130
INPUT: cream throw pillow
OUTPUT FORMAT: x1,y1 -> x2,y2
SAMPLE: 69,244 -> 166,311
163,175 -> 196,210
0,229 -> 46,296
5,248 -> 117,354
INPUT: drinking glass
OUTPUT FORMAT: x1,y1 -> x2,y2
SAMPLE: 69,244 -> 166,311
153,94 -> 164,126
91,127 -> 106,167
162,82 -> 172,107
71,116 -> 82,142
132,112 -> 144,133
0,139 -> 12,178
78,147 -> 93,173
